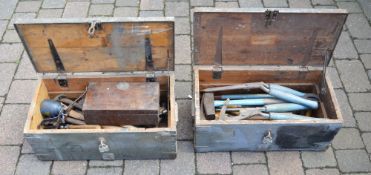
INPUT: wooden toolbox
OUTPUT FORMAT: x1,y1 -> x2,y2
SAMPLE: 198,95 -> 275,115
15,17 -> 177,160
193,8 -> 347,152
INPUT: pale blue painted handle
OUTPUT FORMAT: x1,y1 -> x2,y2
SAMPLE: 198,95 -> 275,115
264,103 -> 309,112
262,113 -> 320,120
219,94 -> 274,100
270,84 -> 306,97
268,88 -> 318,109
214,99 -> 266,107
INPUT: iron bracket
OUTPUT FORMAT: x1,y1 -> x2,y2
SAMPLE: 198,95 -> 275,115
265,9 -> 279,27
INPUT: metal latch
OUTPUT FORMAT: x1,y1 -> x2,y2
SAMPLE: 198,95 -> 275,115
262,130 -> 273,144
213,27 -> 223,79
88,20 -> 102,38
57,75 -> 68,87
265,9 -> 279,27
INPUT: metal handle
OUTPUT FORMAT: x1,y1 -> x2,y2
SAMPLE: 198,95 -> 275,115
262,131 -> 273,144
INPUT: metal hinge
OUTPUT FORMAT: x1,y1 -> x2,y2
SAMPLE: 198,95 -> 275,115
56,74 -> 68,87
146,72 -> 156,82
265,9 -> 279,27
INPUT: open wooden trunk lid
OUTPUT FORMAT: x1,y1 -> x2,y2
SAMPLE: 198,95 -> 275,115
193,8 -> 347,67
14,17 -> 174,73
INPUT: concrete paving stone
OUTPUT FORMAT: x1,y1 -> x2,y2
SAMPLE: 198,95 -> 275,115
165,2 -> 189,17
312,0 -> 334,5
38,9 -> 64,18
0,63 -> 17,96
89,4 -> 114,16
15,1 -> 41,13
336,149 -> 371,173
215,1 -> 239,7
6,80 -> 38,103
355,40 -> 371,53
239,0 -> 263,7
337,60 -> 371,92
15,154 -> 52,175
233,164 -> 269,175
92,0 -> 115,3
87,167 -> 123,175
358,0 -> 371,21
0,20 -> 7,37
176,99 -> 193,140
0,97 -> 3,111
8,13 -> 36,30
301,147 -> 337,168
0,146 -> 20,175
333,128 -> 364,149
139,11 -> 164,17
63,2 -> 90,18
0,104 -> 28,145
0,43 -> 23,62
175,35 -> 191,64
333,32 -> 358,59
175,17 -> 190,35
15,53 -> 37,79
326,67 -> 342,89
362,133 -> 371,153
334,89 -> 356,127
140,0 -> 164,10
114,7 -> 138,17
346,14 -> 371,39
89,160 -> 123,167
175,81 -> 192,99
314,5 -> 337,9
349,93 -> 371,111
361,54 -> 371,69
42,0 -> 66,8
2,30 -> 20,43
263,0 -> 288,7
337,1 -> 362,13
306,168 -> 340,175
52,161 -> 88,175
0,0 -> 17,19
267,152 -> 304,175
161,141 -> 195,175
124,160 -> 159,175
116,0 -> 139,7
21,140 -> 34,154
175,64 -> 192,81
356,112 -> 371,132
196,152 -> 232,174
288,0 -> 312,8
191,0 -> 214,7
232,152 -> 266,164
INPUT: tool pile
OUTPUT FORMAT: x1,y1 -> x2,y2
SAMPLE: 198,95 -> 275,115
202,82 -> 323,121
39,82 -> 167,129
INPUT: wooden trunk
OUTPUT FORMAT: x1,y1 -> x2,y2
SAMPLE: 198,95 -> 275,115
193,8 -> 347,152
15,17 -> 177,160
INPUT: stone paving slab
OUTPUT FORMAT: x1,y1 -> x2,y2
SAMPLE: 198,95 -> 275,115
0,0 -> 370,175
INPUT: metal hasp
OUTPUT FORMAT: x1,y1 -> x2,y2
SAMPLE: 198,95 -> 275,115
48,38 -> 68,87
265,9 -> 279,27
213,27 -> 223,79
145,37 -> 156,82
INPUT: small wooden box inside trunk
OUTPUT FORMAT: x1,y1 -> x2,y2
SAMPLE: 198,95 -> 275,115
193,8 -> 347,152
83,82 -> 160,126
15,17 -> 177,160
